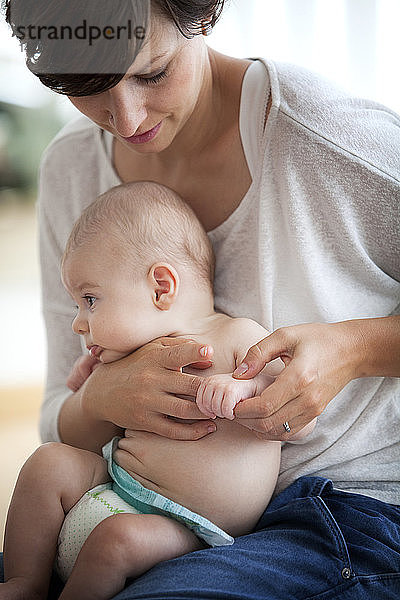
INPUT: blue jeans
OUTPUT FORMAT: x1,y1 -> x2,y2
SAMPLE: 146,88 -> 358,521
1,477 -> 399,599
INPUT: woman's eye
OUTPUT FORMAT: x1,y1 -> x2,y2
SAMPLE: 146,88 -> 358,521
84,295 -> 96,308
136,69 -> 168,85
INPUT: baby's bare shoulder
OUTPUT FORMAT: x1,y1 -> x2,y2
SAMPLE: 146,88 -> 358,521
225,316 -> 270,343
220,317 -> 270,367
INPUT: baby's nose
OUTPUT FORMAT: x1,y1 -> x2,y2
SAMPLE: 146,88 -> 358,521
72,313 -> 89,335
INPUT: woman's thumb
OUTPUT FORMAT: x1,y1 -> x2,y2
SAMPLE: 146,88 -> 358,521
233,329 -> 289,379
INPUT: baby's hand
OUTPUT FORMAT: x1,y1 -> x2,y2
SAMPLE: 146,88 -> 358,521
196,374 -> 258,420
66,354 -> 100,392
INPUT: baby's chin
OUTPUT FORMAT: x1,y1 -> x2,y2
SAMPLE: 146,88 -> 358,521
99,349 -> 131,363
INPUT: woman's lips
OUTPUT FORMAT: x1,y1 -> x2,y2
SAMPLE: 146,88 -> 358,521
123,122 -> 162,144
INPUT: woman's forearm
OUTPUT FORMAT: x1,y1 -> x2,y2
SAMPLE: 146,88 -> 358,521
58,386 -> 122,454
342,315 -> 400,379
232,315 -> 400,440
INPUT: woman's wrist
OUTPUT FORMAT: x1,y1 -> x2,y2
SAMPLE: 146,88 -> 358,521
336,316 -> 400,380
79,364 -> 105,421
59,381 -> 122,453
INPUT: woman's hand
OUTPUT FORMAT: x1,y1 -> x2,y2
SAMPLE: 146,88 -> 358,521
80,337 -> 216,441
232,321 -> 363,440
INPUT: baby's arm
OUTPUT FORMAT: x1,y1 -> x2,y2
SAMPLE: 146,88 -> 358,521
66,354 -> 100,391
196,370 -> 276,420
66,348 -> 137,391
196,318 -> 281,420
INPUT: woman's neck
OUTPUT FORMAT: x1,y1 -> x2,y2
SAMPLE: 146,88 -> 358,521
114,50 -> 251,175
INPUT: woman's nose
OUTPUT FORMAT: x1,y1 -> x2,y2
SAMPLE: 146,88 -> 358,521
72,313 -> 88,335
106,82 -> 148,137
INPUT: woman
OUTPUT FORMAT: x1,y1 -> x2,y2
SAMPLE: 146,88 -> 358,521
3,1 -> 400,598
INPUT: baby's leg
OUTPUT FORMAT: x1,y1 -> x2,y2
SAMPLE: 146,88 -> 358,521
0,442 -> 109,600
59,513 -> 204,600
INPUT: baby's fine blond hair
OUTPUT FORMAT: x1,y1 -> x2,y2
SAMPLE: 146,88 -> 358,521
63,181 -> 215,291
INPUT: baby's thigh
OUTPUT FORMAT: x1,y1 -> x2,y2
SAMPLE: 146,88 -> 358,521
22,442 -> 109,508
56,492 -> 202,582
83,513 -> 203,573
56,487 -> 141,581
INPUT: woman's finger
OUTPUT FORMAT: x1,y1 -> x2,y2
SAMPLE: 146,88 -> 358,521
156,336 -> 199,346
159,391 -> 213,421
155,369 -> 207,399
139,413 -> 217,441
233,328 -> 296,379
188,360 -> 214,370
234,363 -> 303,419
153,337 -> 214,371
235,396 -> 314,440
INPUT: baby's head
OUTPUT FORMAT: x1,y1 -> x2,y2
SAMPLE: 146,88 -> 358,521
61,181 -> 215,363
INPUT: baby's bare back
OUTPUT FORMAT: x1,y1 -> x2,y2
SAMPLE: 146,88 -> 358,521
113,316 -> 281,537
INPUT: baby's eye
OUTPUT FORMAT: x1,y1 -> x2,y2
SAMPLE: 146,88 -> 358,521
83,295 -> 96,309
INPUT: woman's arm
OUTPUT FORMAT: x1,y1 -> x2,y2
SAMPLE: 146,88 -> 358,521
351,316 -> 400,377
58,387 -> 122,454
233,316 -> 400,440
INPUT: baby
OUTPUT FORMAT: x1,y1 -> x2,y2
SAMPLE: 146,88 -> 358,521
1,182 -> 314,600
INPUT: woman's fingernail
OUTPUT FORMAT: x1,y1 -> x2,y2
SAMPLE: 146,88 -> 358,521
207,424 -> 216,433
199,345 -> 209,357
233,363 -> 248,377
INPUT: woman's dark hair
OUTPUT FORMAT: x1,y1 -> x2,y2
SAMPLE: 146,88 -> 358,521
3,0 -> 226,97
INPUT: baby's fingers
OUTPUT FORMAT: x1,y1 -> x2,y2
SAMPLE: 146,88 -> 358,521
196,380 -> 217,419
221,394 -> 236,420
210,388 -> 225,419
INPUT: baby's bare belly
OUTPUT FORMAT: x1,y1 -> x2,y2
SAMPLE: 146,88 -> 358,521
113,421 -> 281,537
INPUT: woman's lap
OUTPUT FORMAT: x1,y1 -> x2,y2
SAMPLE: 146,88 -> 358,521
1,476 -> 399,599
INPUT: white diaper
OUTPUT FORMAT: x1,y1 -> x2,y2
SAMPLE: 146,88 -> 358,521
55,483 -> 141,582
56,438 -> 233,582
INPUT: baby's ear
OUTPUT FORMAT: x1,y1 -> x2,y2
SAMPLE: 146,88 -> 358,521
148,263 -> 179,310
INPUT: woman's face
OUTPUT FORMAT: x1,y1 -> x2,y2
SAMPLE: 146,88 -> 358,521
68,14 -> 208,154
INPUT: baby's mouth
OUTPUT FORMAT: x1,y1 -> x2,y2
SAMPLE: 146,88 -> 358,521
88,345 -> 103,360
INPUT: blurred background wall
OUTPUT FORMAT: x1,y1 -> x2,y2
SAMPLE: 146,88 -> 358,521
0,0 -> 399,550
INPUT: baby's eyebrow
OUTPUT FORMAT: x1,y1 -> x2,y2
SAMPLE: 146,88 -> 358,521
76,282 -> 101,291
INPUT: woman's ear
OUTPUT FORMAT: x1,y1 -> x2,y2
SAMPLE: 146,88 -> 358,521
148,263 -> 179,311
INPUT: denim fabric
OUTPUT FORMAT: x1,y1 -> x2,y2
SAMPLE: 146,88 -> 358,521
1,476 -> 399,599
